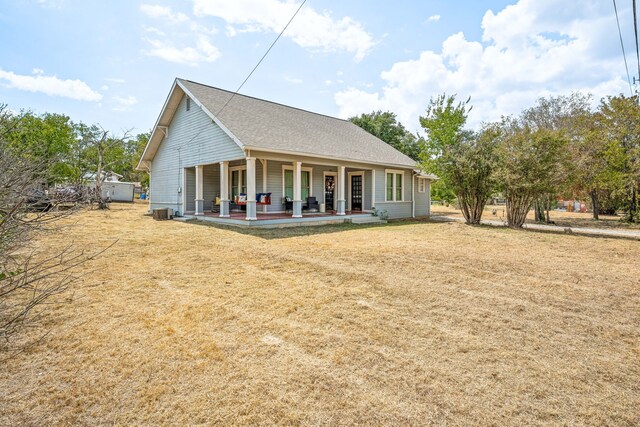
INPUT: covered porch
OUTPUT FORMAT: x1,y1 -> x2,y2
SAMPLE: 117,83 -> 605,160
180,210 -> 380,228
182,156 -> 376,222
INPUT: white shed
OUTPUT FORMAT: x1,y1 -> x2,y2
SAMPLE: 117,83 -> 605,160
88,181 -> 135,202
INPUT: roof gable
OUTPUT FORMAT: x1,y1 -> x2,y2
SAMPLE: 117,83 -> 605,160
138,78 -> 417,170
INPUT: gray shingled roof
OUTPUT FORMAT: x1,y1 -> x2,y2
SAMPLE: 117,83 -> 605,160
178,79 -> 417,168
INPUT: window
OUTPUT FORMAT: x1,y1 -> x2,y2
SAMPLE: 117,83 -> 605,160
418,178 -> 426,193
283,166 -> 312,200
230,167 -> 247,199
385,170 -> 404,202
186,97 -> 191,111
284,169 -> 293,199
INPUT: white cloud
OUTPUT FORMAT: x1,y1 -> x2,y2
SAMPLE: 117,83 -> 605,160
140,4 -> 220,66
36,0 -> 64,9
143,37 -> 220,66
32,68 -> 44,75
140,4 -> 188,24
335,0 -> 629,130
106,77 -> 126,84
0,68 -> 102,101
193,0 -> 376,61
143,25 -> 166,36
113,95 -> 138,111
427,14 -> 440,23
284,76 -> 303,84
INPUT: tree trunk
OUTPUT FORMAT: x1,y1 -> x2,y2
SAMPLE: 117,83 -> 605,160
506,193 -> 532,228
543,194 -> 552,223
590,189 -> 600,221
632,186 -> 638,222
458,191 -> 487,225
94,149 -> 109,210
533,199 -> 545,222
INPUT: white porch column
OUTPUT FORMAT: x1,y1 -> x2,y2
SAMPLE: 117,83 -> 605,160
246,157 -> 257,220
195,165 -> 204,215
336,165 -> 346,215
261,159 -> 268,213
371,169 -> 376,210
219,161 -> 230,217
292,161 -> 302,218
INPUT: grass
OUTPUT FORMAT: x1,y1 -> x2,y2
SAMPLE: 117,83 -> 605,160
431,204 -> 640,230
1,202 -> 639,426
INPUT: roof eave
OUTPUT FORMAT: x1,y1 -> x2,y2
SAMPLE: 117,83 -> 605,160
136,78 -> 182,171
244,145 -> 417,169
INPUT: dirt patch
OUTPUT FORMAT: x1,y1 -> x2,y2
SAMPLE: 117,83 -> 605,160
1,203 -> 638,426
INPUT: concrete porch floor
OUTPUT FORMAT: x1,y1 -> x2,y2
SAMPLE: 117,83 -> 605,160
178,210 -> 375,228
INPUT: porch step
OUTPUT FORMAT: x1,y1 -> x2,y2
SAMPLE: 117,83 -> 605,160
350,216 -> 387,225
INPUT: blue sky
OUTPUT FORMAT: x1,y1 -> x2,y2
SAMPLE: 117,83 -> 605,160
0,0 -> 634,134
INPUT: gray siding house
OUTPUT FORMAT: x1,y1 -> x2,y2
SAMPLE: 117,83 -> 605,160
137,78 -> 435,224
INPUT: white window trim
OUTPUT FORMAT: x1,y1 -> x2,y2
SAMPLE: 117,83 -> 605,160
347,170 -> 365,211
385,169 -> 405,202
282,165 -> 313,199
418,177 -> 426,193
229,165 -> 246,197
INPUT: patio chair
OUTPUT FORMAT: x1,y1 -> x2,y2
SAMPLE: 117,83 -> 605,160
305,196 -> 319,212
283,196 -> 293,213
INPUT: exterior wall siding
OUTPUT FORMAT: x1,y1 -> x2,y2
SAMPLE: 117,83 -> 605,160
185,167 -> 195,212
414,178 -> 431,216
266,160 -> 284,212
149,94 -> 244,213
372,166 -> 413,219
203,164 -> 219,211
363,170 -> 372,211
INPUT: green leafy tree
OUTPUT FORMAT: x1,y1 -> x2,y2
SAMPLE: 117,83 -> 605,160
569,108 -> 626,220
6,112 -> 75,184
128,132 -> 150,189
418,94 -> 496,224
522,93 -> 590,223
349,111 -> 421,160
596,95 -> 640,222
495,118 -> 568,228
430,180 -> 456,205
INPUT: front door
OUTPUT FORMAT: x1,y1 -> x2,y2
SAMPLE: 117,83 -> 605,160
351,175 -> 362,211
324,175 -> 335,210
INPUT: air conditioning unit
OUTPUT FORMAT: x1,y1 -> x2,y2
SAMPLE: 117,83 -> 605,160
152,208 -> 171,220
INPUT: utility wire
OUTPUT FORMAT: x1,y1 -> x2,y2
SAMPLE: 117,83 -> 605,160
214,0 -> 307,117
171,0 -> 307,156
613,0 -> 633,95
633,0 -> 640,91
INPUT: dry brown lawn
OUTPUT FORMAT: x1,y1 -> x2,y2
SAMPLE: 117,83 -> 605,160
1,202 -> 639,426
431,204 -> 640,230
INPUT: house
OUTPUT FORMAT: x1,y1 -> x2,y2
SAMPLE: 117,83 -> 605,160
136,78 -> 436,225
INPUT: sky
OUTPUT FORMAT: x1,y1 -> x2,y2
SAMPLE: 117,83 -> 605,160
0,0 -> 635,134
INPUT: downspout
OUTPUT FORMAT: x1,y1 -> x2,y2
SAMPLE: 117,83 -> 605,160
412,172 -> 416,218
